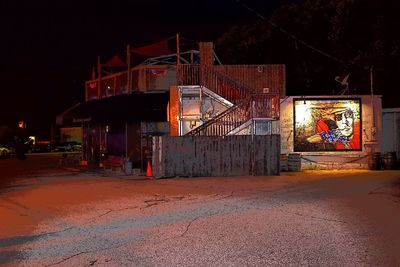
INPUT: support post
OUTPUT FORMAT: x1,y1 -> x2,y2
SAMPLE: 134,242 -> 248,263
176,33 -> 180,65
97,56 -> 101,99
125,121 -> 128,159
127,44 -> 131,93
370,66 -> 376,141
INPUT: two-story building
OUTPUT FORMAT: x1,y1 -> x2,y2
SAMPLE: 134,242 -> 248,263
57,38 -> 284,174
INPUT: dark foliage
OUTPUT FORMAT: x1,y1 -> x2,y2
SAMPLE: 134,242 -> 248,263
216,0 -> 400,107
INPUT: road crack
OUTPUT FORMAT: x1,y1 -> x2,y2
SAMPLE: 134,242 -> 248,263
88,206 -> 140,222
84,259 -> 98,266
1,197 -> 30,210
216,191 -> 234,200
45,251 -> 88,266
45,241 -> 130,266
181,217 -> 199,237
293,212 -> 348,224
369,185 -> 390,195
97,209 -> 113,218
141,197 -> 170,209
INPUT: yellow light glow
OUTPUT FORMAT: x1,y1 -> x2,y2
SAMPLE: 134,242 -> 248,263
18,120 -> 26,129
29,136 -> 36,145
295,103 -> 310,125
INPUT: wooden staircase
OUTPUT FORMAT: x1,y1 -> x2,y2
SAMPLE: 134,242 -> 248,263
177,64 -> 278,136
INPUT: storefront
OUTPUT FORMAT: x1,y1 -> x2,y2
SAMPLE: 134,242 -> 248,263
57,92 -> 169,171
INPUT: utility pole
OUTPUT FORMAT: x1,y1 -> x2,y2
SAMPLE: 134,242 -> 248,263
97,56 -> 101,100
370,66 -> 376,141
127,44 -> 131,94
176,33 -> 180,65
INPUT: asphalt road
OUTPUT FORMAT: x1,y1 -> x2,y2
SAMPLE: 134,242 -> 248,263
0,159 -> 399,266
0,153 -> 80,190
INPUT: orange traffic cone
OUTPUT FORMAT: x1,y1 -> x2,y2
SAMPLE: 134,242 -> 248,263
146,160 -> 152,177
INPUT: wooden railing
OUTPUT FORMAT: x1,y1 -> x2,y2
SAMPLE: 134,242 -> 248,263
85,71 -> 128,101
177,64 -> 251,104
185,94 -> 279,136
85,65 -> 176,101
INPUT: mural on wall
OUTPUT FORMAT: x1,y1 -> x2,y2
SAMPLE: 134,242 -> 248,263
294,98 -> 361,152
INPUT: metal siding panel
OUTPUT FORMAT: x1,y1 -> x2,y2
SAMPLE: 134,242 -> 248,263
155,135 -> 280,177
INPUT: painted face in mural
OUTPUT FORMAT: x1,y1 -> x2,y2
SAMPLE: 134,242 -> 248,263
335,109 -> 354,138
294,99 -> 361,151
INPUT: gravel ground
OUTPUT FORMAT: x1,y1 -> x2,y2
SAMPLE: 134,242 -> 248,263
1,170 -> 400,266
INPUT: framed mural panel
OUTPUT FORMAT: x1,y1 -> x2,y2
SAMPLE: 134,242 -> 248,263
293,98 -> 361,152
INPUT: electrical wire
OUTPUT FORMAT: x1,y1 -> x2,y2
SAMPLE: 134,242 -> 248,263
236,0 -> 351,67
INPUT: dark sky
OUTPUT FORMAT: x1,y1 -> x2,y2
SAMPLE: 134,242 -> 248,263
0,0 -> 293,135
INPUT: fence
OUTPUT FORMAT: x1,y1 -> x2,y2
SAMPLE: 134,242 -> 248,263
152,135 -> 280,178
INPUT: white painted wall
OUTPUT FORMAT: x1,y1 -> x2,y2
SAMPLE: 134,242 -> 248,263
382,108 -> 400,160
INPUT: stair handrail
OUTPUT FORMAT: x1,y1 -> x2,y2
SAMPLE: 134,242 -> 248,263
177,64 -> 280,136
186,94 -> 253,136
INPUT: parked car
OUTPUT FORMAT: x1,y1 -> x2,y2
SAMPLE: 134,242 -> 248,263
0,145 -> 12,159
52,141 -> 82,152
31,143 -> 52,153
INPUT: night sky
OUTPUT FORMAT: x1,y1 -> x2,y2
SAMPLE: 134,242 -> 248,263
0,0 -> 297,136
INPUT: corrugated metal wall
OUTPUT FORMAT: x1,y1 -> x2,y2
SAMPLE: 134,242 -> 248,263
152,135 -> 280,177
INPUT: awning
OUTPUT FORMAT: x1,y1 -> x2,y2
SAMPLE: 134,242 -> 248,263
130,38 -> 172,57
57,92 -> 169,126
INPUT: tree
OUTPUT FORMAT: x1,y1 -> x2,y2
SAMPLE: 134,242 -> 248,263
216,0 -> 400,107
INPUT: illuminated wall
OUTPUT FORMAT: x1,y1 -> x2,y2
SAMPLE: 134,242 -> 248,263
279,95 -> 382,169
60,127 -> 82,143
294,98 -> 361,152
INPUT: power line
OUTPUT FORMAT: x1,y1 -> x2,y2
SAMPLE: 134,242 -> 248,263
236,0 -> 351,67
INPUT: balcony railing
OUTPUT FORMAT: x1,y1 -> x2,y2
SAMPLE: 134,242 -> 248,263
177,64 -> 250,105
85,65 -> 176,101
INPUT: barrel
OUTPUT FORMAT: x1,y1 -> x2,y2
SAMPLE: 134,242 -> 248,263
280,154 -> 288,171
368,152 -> 382,170
383,152 -> 397,170
124,160 -> 132,175
288,153 -> 301,172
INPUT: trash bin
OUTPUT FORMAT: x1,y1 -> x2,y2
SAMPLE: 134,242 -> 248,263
288,153 -> 301,172
280,154 -> 288,172
383,152 -> 397,170
368,152 -> 382,170
124,160 -> 132,175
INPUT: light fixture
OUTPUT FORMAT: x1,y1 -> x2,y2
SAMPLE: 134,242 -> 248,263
18,120 -> 26,129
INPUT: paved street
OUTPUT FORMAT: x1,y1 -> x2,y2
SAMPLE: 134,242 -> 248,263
0,156 -> 400,266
